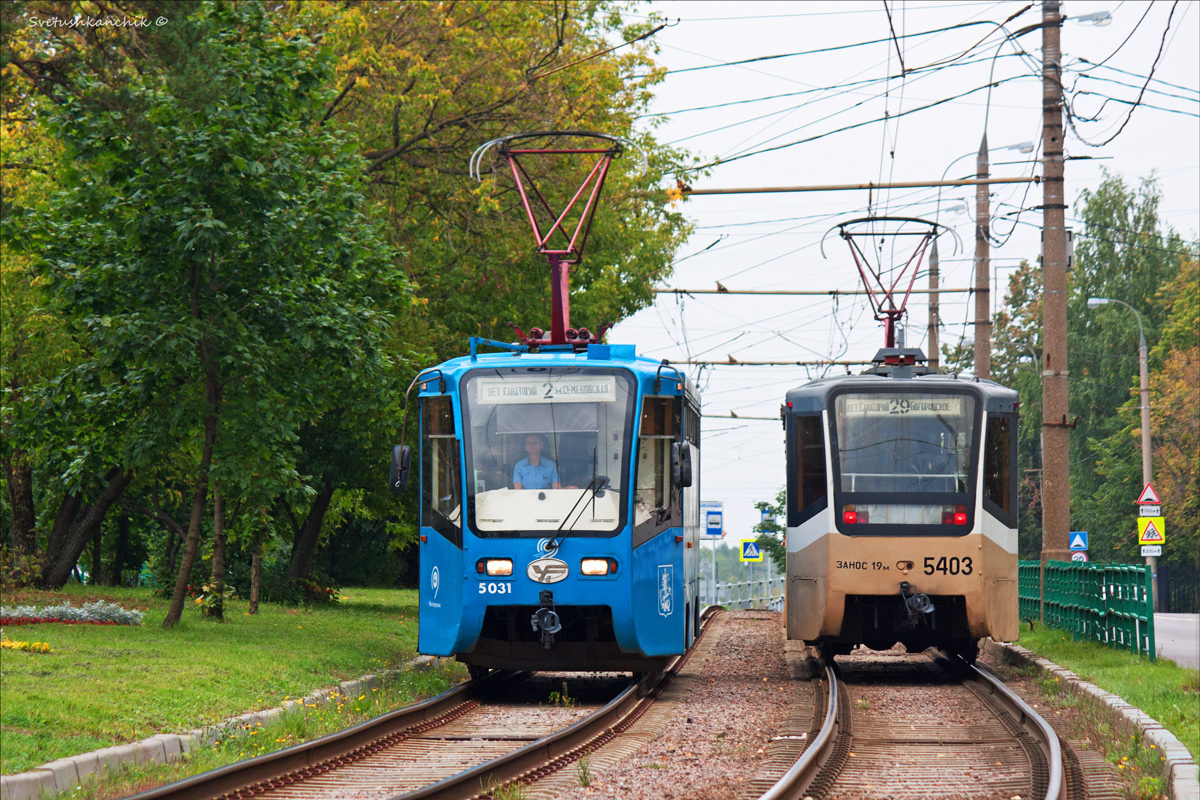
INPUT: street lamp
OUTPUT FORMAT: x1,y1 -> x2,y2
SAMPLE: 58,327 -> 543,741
1087,297 -> 1158,609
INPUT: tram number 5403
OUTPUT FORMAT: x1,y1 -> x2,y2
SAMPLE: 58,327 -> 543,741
923,556 -> 973,576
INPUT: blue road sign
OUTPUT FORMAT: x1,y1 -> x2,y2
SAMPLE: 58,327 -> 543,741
1069,531 -> 1088,551
700,500 -> 724,539
740,539 -> 763,562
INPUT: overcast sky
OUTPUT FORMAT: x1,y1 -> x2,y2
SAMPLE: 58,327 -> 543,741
607,0 -> 1200,545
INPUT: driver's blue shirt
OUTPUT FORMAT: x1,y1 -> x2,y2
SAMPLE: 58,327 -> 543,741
513,458 -> 559,489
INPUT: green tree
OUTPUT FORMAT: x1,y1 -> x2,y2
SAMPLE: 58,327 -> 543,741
1066,174 -> 1187,559
1089,259 -> 1198,567
753,489 -> 787,573
11,2 -> 407,622
988,173 -> 1192,563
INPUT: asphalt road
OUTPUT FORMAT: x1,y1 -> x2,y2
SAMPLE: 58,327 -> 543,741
1155,613 -> 1200,669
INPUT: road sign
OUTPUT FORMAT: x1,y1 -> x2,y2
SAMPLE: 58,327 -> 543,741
1141,545 -> 1163,557
1135,483 -> 1162,504
1137,516 -> 1166,545
740,539 -> 764,562
1139,505 -> 1162,517
1071,551 -> 1089,562
1069,531 -> 1088,551
700,501 -> 724,539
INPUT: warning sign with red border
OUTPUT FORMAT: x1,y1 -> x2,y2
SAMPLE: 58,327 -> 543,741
1135,483 -> 1162,504
1137,516 -> 1166,545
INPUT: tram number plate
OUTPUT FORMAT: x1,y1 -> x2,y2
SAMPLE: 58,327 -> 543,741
478,583 -> 513,594
923,556 -> 973,576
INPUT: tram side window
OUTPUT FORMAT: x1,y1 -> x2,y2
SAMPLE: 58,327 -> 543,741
422,396 -> 462,547
982,414 -> 1016,527
791,414 -> 828,525
684,397 -> 701,529
634,397 -> 682,547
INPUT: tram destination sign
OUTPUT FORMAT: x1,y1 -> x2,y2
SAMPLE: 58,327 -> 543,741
475,376 -> 617,404
843,396 -> 965,417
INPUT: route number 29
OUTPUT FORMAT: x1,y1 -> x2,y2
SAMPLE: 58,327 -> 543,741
924,556 -> 973,575
478,582 -> 512,594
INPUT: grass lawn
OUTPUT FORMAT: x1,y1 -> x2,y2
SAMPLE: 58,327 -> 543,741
1016,623 -> 1199,760
0,585 -> 454,775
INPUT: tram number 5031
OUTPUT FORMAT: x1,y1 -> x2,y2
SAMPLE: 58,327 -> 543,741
478,583 -> 513,594
923,556 -> 973,576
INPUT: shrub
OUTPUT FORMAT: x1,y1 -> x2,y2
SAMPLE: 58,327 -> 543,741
0,600 -> 145,626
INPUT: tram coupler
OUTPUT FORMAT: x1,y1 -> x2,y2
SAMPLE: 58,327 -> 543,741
899,581 -> 934,628
531,590 -> 562,649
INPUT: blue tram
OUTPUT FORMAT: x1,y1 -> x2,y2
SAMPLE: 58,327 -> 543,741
392,340 -> 701,675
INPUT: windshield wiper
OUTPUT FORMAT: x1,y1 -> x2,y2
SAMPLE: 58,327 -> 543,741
554,447 -> 608,544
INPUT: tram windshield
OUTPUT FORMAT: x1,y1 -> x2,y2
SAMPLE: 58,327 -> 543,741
832,392 -> 977,527
462,367 -> 635,536
834,393 -> 976,492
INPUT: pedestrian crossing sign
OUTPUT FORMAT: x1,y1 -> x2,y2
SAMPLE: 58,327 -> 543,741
740,539 -> 764,562
1137,517 -> 1166,545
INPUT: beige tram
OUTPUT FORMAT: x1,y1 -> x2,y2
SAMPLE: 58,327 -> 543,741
783,349 -> 1019,662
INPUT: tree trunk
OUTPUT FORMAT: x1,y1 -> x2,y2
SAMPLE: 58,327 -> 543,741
4,453 -> 36,564
43,491 -> 82,576
42,468 -> 132,589
205,485 -> 226,621
91,520 -> 104,585
163,347 -> 221,629
111,513 -> 130,586
288,475 -> 334,580
249,531 -> 262,615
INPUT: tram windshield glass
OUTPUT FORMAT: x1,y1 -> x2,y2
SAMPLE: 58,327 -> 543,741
462,367 -> 635,536
832,392 -> 977,527
834,393 -> 976,492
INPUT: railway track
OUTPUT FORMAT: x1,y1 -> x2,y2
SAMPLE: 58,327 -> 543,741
759,648 -> 1077,800
129,607 -> 722,800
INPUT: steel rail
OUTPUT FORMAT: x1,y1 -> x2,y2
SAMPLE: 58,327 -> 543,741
967,661 -> 1066,800
395,605 -> 724,800
755,654 -> 1065,800
125,670 -> 528,800
128,608 -> 723,800
756,661 -> 839,800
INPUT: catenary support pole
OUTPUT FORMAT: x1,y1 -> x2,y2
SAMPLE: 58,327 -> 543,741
929,239 -> 940,371
975,134 -> 992,378
1040,1 -> 1072,607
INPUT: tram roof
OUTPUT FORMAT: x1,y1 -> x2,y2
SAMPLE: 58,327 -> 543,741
417,341 -> 699,399
784,370 -> 1019,414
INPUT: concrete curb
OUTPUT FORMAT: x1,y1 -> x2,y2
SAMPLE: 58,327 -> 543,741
0,654 -> 451,800
984,639 -> 1199,800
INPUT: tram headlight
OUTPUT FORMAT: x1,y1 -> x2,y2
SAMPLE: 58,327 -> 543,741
476,558 -> 513,576
581,558 -> 617,576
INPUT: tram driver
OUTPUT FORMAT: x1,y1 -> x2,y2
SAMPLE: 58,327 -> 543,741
513,434 -> 563,490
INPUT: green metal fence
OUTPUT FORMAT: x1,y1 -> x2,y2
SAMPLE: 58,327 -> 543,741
1017,560 -> 1156,661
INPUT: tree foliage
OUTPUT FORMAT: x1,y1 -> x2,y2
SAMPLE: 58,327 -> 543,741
5,2 -> 407,621
987,173 -> 1195,564
1,1 -> 694,606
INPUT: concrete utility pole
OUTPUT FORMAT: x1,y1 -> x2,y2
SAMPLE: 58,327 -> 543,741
974,135 -> 991,378
1040,0 -> 1072,569
928,238 -> 940,371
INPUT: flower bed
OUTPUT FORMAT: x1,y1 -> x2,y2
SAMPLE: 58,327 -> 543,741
0,600 -> 145,627
1,638 -> 53,653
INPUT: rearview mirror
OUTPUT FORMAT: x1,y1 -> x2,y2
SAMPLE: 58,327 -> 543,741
389,445 -> 412,494
671,442 -> 693,488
